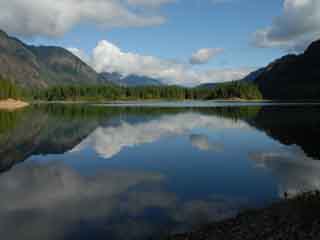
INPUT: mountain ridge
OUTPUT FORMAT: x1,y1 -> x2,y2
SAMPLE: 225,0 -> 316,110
2,29 -> 320,100
0,30 -> 101,88
0,30 -> 165,88
98,72 -> 163,87
254,39 -> 320,100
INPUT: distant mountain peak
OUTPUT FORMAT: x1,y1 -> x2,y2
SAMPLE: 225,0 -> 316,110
98,72 -> 163,87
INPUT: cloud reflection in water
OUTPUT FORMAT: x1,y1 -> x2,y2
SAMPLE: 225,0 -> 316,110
190,134 -> 224,152
71,112 -> 248,159
250,145 -> 320,197
0,162 -> 245,240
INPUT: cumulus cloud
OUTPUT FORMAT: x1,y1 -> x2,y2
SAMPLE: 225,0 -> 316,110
190,48 -> 224,65
70,40 -> 252,86
127,0 -> 175,8
254,0 -> 320,51
71,112 -> 249,159
250,145 -> 320,198
0,0 -> 172,37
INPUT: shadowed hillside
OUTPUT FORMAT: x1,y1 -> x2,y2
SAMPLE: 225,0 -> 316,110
256,39 -> 320,100
0,30 -> 100,88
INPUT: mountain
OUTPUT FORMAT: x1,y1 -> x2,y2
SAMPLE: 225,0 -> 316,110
197,81 -> 239,89
98,72 -> 122,84
0,29 -> 164,89
0,30 -> 100,88
241,68 -> 265,82
197,67 -> 265,89
197,68 -> 265,89
122,75 -> 163,86
199,39 -> 320,100
255,39 -> 320,100
197,83 -> 219,89
99,72 -> 163,87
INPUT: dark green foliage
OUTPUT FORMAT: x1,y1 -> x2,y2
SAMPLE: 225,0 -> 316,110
206,82 -> 263,100
0,75 -> 21,100
31,82 -> 262,101
0,110 -> 24,135
209,106 -> 261,121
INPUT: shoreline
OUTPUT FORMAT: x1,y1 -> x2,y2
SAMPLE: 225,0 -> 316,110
31,98 -> 320,104
32,99 -> 268,104
0,99 -> 29,110
167,192 -> 320,240
31,99 -> 320,108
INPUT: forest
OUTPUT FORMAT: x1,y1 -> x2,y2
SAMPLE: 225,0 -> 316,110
0,73 -> 262,102
0,76 -> 22,100
31,82 -> 262,101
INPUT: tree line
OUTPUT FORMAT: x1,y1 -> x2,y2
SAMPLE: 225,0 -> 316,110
31,82 -> 262,101
0,74 -> 262,101
0,75 -> 22,100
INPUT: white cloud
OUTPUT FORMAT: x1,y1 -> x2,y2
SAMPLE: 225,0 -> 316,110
254,0 -> 320,51
70,40 -> 252,86
0,0 -> 172,37
127,0 -> 175,8
190,48 -> 224,65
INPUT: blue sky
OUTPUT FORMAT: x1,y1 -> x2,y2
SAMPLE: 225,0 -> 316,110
26,0 -> 282,67
2,0 -> 320,85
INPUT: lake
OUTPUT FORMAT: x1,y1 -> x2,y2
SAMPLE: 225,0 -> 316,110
0,102 -> 320,240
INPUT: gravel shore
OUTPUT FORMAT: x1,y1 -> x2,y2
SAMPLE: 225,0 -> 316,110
168,192 -> 320,240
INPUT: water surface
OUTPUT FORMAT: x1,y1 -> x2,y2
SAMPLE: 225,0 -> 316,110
0,103 -> 319,240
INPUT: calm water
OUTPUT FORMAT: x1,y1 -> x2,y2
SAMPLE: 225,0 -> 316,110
0,103 -> 320,240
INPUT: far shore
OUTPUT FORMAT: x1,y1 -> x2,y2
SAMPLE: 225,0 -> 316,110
0,99 -> 29,110
30,99 -> 320,107
32,98 -> 270,104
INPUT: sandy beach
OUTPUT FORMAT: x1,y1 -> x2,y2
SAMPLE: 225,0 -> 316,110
0,99 -> 29,110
